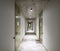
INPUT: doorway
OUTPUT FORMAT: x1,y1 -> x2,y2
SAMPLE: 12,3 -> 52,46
15,0 -> 44,51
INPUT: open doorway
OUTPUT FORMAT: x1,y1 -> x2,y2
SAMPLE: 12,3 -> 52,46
15,0 -> 48,51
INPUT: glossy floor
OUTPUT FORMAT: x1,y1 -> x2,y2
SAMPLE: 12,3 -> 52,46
18,35 -> 46,51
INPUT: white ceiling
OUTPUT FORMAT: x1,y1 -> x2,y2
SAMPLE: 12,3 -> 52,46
16,0 -> 49,18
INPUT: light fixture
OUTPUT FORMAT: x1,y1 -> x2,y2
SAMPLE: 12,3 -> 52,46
30,8 -> 32,11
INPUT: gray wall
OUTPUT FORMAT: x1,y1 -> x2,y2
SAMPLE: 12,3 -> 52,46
43,0 -> 60,51
0,0 -> 15,51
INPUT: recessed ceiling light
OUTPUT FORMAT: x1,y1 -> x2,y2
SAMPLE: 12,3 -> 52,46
30,8 -> 32,11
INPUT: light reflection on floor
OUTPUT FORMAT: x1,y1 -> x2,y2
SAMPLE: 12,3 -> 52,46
18,35 -> 46,51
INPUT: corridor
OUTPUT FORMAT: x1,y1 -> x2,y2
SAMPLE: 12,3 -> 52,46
0,0 -> 60,51
15,0 -> 49,51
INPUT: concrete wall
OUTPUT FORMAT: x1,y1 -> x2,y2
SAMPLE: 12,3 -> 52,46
0,0 -> 15,51
43,0 -> 60,51
20,14 -> 25,41
36,16 -> 39,39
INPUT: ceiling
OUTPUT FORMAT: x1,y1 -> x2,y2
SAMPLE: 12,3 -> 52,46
16,0 -> 49,18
